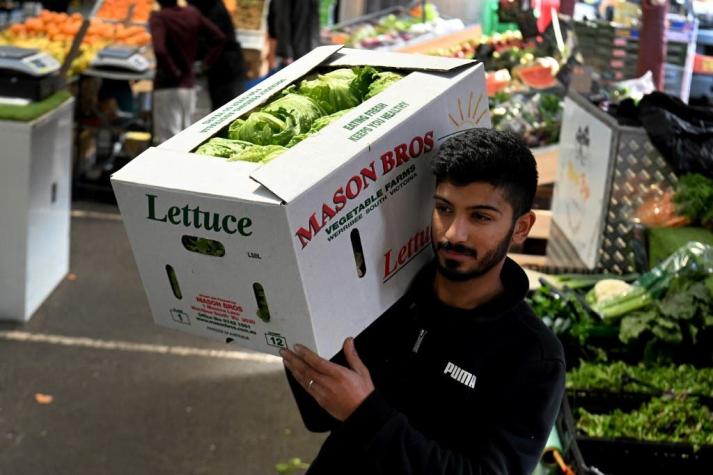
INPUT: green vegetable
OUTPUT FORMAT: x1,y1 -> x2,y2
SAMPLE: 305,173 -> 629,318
567,361 -> 713,396
298,68 -> 362,114
592,286 -> 653,320
527,285 -> 605,346
576,395 -> 713,450
287,108 -> 353,147
673,173 -> 713,228
541,273 -> 638,291
364,71 -> 404,100
618,259 -> 712,352
194,137 -> 253,158
197,66 -> 403,162
228,112 -> 298,146
181,236 -> 226,257
230,144 -> 288,164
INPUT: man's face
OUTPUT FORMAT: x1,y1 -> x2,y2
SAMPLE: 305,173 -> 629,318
431,181 -> 517,282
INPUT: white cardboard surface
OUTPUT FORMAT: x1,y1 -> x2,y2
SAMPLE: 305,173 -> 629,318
112,49 -> 489,357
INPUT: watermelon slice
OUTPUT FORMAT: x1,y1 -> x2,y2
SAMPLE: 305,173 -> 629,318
514,57 -> 559,89
486,69 -> 511,96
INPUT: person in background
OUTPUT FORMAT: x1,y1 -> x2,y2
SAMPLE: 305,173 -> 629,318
268,0 -> 321,66
149,0 -> 225,143
281,128 -> 565,474
189,0 -> 247,110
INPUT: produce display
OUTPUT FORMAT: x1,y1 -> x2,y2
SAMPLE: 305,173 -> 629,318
531,242 -> 713,364
567,361 -> 713,396
426,30 -> 523,59
0,10 -> 151,76
326,3 -> 451,50
195,67 -> 403,163
636,173 -> 713,229
490,91 -> 563,147
576,395 -> 713,450
97,0 -> 154,23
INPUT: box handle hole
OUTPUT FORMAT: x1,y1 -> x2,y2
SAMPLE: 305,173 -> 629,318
166,264 -> 182,300
181,235 -> 225,257
253,283 -> 271,322
350,229 -> 366,278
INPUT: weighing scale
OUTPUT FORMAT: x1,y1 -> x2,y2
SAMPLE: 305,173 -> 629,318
0,45 -> 61,101
90,46 -> 151,73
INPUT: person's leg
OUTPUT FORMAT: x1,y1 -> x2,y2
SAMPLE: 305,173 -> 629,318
180,87 -> 197,130
208,74 -> 244,110
153,88 -> 182,144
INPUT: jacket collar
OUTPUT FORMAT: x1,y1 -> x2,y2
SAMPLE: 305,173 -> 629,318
408,257 -> 530,323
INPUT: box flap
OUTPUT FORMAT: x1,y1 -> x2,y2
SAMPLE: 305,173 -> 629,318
326,47 -> 476,71
159,45 -> 344,153
249,65 -> 468,202
111,147 -> 280,204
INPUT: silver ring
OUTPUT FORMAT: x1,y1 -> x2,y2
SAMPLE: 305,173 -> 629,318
307,378 -> 315,390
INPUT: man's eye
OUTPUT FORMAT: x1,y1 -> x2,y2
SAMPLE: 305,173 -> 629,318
436,205 -> 451,213
473,214 -> 492,222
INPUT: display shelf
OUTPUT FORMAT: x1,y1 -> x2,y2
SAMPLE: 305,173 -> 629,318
395,24 -> 482,54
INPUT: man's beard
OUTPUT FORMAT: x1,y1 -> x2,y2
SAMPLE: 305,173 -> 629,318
433,227 -> 514,282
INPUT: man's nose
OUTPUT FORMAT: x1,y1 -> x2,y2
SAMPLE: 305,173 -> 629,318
444,214 -> 468,243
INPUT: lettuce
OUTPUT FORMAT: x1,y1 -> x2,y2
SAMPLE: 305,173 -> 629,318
287,108 -> 354,147
228,93 -> 324,146
298,68 -> 362,114
200,67 -> 404,163
228,111 -> 297,146
194,137 -> 253,158
365,71 -> 404,100
229,144 -> 287,164
262,92 -> 325,132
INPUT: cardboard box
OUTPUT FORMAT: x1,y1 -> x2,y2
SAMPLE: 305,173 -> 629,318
111,46 -> 489,357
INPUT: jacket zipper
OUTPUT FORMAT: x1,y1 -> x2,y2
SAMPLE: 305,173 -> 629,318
412,328 -> 427,354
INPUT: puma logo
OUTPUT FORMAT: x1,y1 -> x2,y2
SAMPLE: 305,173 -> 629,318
444,362 -> 476,389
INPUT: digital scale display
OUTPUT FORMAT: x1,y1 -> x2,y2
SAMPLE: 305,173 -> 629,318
0,45 -> 60,77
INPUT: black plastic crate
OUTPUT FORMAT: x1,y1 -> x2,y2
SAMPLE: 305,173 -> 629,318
567,389 -> 653,413
576,437 -> 713,475
562,393 -> 713,474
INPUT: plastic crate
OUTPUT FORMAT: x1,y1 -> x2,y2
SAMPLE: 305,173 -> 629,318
563,393 -> 713,474
575,437 -> 713,475
567,389 -> 653,413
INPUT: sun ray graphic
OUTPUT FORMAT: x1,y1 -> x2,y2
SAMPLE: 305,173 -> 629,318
448,91 -> 486,129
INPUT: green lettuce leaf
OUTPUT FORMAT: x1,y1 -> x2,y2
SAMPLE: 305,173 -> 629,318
298,68 -> 361,114
229,144 -> 287,163
194,137 -> 253,158
262,92 -> 325,132
227,112 -> 297,146
365,71 -> 404,100
227,93 -> 324,146
287,108 -> 354,147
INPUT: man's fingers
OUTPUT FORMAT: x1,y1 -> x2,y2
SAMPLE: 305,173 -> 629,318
293,344 -> 341,377
281,348 -> 314,387
344,337 -> 369,377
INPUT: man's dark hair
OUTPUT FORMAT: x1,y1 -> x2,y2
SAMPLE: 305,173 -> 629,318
432,128 -> 538,220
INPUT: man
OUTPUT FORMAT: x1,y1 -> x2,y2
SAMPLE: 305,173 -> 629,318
269,0 -> 321,66
149,0 -> 225,143
188,0 -> 247,110
281,128 -> 565,474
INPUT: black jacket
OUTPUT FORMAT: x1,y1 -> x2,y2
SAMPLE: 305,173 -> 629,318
188,0 -> 246,79
269,0 -> 321,60
287,258 -> 566,474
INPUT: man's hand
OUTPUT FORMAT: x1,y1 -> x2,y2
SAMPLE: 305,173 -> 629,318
281,337 -> 374,421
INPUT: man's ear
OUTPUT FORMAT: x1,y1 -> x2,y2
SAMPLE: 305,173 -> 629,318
511,211 -> 536,246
